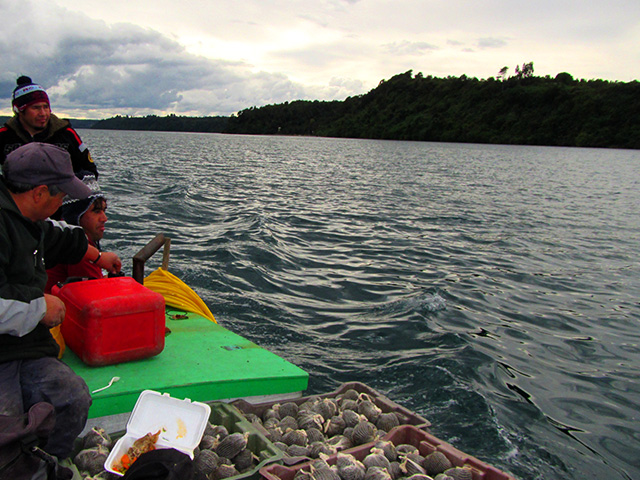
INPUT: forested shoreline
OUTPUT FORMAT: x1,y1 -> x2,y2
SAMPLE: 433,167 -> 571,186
88,70 -> 639,149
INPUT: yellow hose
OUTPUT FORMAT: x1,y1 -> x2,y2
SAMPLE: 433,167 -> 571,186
143,267 -> 217,323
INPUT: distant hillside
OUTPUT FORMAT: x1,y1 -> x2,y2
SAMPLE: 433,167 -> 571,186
92,114 -> 228,133
0,116 -> 99,129
226,71 -> 640,149
4,69 -> 624,149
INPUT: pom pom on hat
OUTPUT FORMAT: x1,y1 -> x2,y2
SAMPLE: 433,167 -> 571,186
12,76 -> 50,113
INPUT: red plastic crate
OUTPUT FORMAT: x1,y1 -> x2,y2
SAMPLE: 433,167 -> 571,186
55,277 -> 165,366
232,382 -> 430,429
259,425 -> 517,480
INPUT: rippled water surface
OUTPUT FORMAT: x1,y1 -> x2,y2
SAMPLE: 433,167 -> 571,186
81,130 -> 639,480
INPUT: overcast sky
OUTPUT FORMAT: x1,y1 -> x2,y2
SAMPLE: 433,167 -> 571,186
1,0 -> 638,119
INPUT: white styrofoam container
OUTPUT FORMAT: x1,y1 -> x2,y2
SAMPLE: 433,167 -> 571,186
104,390 -> 211,476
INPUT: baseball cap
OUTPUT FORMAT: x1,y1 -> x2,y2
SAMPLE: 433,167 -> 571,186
4,143 -> 93,199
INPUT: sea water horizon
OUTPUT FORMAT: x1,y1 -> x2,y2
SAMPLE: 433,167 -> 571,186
79,129 -> 639,480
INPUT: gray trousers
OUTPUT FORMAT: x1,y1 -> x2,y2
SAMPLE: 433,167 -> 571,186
0,357 -> 92,459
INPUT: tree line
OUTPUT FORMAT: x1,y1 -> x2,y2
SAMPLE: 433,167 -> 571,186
92,69 -> 640,149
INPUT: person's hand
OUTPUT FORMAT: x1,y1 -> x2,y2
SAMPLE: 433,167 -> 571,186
97,251 -> 122,274
42,294 -> 66,328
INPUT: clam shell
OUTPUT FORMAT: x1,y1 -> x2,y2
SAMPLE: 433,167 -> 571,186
325,415 -> 347,437
338,463 -> 366,480
287,444 -> 311,457
351,421 -> 377,445
211,463 -> 240,480
283,429 -> 308,446
210,424 -> 229,440
443,467 -> 473,480
264,417 -> 280,430
335,453 -> 360,469
362,449 -> 391,471
267,427 -> 284,443
298,412 -> 325,431
193,449 -> 220,476
307,427 -> 326,443
374,440 -> 397,462
279,415 -> 300,432
309,441 -> 337,458
244,413 -> 262,425
74,446 -> 109,476
395,444 -> 419,457
199,434 -> 216,450
315,398 -> 339,421
278,401 -> 300,419
233,448 -> 256,472
339,398 -> 359,411
357,400 -> 382,423
326,434 -> 353,451
406,475 -> 434,480
423,452 -> 452,475
294,469 -> 315,480
375,413 -> 400,432
215,432 -> 248,459
82,427 -> 113,450
388,461 -> 402,480
363,466 -> 392,480
263,408 -> 280,422
341,410 -> 363,429
340,389 -> 360,401
311,465 -> 341,480
400,456 -> 426,476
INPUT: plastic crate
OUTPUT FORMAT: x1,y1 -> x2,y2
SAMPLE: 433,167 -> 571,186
231,382 -> 430,429
208,401 -> 285,480
259,425 -> 517,480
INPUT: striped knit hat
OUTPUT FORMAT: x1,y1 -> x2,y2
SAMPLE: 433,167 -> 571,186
11,76 -> 49,114
61,171 -> 106,225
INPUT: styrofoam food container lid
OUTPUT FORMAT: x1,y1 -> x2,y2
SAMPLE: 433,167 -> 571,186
105,390 -> 211,476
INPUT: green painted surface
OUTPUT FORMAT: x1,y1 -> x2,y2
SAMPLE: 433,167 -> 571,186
63,309 -> 308,418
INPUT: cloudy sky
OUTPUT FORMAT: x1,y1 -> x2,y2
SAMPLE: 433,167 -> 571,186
1,0 -> 638,119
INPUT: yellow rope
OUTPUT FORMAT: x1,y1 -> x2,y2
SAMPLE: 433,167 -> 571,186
143,267 -> 217,323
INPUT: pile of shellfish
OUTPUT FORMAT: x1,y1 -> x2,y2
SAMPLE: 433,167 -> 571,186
193,423 -> 266,479
72,427 -> 116,479
288,447 -> 475,480
240,389 -> 405,459
71,421 -> 263,480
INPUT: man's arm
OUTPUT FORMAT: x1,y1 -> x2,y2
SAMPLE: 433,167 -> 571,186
64,126 -> 99,177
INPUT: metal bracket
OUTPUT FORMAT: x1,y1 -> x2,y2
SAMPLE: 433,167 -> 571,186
132,233 -> 171,284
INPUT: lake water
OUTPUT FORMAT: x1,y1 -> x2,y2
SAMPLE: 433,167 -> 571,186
79,129 -> 639,480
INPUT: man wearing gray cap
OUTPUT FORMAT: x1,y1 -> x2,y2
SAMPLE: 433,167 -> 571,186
0,143 -> 121,470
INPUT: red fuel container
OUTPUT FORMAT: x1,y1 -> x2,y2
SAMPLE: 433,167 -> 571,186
54,276 -> 166,366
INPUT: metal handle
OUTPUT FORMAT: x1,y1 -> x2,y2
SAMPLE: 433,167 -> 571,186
132,234 -> 171,284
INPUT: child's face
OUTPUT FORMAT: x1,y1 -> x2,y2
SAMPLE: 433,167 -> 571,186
80,198 -> 108,243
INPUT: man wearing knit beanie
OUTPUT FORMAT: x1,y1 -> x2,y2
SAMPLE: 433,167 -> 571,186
0,76 -> 98,179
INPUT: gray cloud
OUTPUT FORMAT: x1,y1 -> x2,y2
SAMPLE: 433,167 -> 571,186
477,37 -> 508,49
0,1 -> 362,118
382,41 -> 439,55
2,0 -> 638,119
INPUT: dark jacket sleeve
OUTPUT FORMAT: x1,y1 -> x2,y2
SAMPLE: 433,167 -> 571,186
41,220 -> 88,269
62,126 -> 99,178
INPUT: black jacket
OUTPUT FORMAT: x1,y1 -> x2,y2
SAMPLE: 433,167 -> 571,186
0,180 -> 88,362
0,114 -> 98,177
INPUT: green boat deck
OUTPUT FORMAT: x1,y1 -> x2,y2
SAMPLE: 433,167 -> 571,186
63,308 -> 308,420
